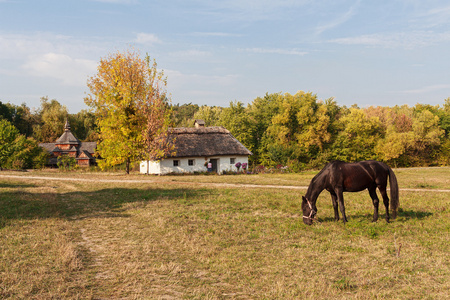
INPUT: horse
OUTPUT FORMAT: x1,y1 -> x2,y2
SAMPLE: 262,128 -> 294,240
301,160 -> 399,225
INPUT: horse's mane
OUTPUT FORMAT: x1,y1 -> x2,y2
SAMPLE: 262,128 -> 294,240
306,161 -> 336,197
311,160 -> 342,181
306,161 -> 347,197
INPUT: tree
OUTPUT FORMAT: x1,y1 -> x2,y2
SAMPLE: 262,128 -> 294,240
57,155 -> 77,171
0,119 -> 47,169
171,103 -> 200,127
85,49 -> 173,174
0,119 -> 20,169
246,93 -> 280,165
218,101 -> 253,154
69,109 -> 97,141
331,108 -> 382,162
32,97 -> 68,142
193,105 -> 222,126
0,101 -> 34,137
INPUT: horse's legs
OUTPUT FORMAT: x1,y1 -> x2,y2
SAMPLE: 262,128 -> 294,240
378,185 -> 390,223
335,188 -> 348,223
330,191 -> 339,221
368,187 -> 379,222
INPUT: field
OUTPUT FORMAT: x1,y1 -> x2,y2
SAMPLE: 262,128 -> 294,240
0,168 -> 449,299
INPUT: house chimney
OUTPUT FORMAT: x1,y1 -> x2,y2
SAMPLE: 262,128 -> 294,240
194,119 -> 205,128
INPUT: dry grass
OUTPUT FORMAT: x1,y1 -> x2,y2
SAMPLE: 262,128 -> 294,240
0,168 -> 449,299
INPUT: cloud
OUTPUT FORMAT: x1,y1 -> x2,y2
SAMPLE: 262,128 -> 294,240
315,0 -> 360,35
399,84 -> 450,95
190,32 -> 243,38
0,33 -> 58,59
193,0 -> 311,22
135,33 -> 162,45
165,69 -> 240,101
329,31 -> 450,49
23,53 -> 98,86
241,48 -> 308,56
168,50 -> 212,58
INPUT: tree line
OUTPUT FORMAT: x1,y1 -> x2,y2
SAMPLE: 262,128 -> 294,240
2,90 -> 449,171
171,92 -> 450,169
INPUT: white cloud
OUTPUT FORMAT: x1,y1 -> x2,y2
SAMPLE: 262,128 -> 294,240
135,33 -> 162,45
315,0 -> 360,35
193,0 -> 312,22
168,50 -> 212,58
165,69 -> 240,101
23,53 -> 98,86
241,48 -> 307,56
329,31 -> 450,49
190,32 -> 243,38
0,33 -> 59,59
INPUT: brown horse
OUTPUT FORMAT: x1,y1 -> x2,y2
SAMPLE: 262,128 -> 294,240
302,160 -> 399,225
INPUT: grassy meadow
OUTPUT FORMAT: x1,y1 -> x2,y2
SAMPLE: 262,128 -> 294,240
0,168 -> 449,299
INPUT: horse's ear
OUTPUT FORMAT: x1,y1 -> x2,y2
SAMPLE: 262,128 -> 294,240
302,196 -> 306,202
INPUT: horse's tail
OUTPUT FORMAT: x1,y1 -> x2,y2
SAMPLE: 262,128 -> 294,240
388,166 -> 399,219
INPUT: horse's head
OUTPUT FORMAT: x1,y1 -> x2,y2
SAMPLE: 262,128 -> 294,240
302,196 -> 317,225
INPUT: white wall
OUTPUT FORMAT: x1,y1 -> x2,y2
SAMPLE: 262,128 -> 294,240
140,156 -> 249,175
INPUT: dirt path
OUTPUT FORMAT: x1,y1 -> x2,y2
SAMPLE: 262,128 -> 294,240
1,174 -> 450,192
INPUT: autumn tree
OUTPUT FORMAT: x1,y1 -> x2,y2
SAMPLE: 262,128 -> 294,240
85,49 -> 173,174
331,108 -> 383,162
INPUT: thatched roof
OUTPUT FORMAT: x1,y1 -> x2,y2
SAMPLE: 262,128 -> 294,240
167,126 -> 252,158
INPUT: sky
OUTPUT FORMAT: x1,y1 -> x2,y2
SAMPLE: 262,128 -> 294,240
1,0 -> 450,113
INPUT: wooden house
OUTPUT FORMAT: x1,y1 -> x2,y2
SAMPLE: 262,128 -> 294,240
39,120 -> 97,167
140,120 -> 252,174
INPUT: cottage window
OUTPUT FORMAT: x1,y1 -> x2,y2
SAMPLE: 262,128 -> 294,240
173,160 -> 180,167
230,158 -> 235,164
188,159 -> 195,166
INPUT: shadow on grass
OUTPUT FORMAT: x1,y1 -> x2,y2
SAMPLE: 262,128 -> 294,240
0,182 -> 36,189
318,208 -> 433,224
396,208 -> 433,220
0,183 -> 213,228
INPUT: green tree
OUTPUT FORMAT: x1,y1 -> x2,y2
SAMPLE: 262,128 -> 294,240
57,155 -> 77,171
85,49 -> 173,174
171,103 -> 200,127
0,119 -> 20,169
193,105 -> 222,126
407,109 -> 444,164
245,93 -> 281,166
331,108 -> 382,162
218,101 -> 253,154
69,109 -> 97,141
32,97 -> 68,142
0,101 -> 34,137
0,119 -> 47,169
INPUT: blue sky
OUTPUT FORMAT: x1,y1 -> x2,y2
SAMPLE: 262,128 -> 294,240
1,0 -> 450,113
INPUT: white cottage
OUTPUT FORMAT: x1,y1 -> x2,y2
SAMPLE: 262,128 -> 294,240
140,120 -> 252,175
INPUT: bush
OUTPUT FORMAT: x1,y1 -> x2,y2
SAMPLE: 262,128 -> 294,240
57,155 -> 77,171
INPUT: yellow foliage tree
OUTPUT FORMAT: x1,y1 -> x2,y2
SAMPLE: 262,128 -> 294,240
85,49 -> 174,174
